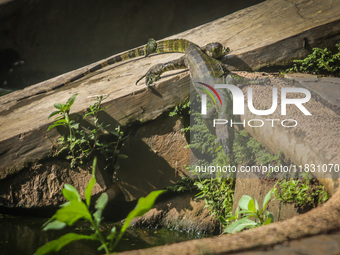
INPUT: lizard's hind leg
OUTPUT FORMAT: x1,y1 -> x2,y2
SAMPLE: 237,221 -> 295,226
136,56 -> 187,86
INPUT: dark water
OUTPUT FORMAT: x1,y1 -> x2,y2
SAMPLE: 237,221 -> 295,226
0,214 -> 207,255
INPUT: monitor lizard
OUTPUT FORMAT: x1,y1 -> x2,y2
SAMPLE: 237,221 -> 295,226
17,39 -> 228,101
137,40 -> 269,159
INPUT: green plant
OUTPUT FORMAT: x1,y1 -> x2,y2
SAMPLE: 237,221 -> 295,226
179,99 -> 282,228
286,43 -> 340,77
190,111 -> 220,158
35,158 -> 165,255
165,176 -> 235,227
195,178 -> 234,225
233,130 -> 288,177
224,188 -> 274,233
166,177 -> 196,193
48,94 -> 126,167
233,130 -> 283,166
274,178 -> 328,208
48,93 -> 79,160
278,71 -> 286,78
168,98 -> 191,134
169,99 -> 190,117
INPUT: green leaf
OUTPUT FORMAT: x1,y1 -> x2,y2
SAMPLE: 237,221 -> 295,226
110,190 -> 165,251
264,217 -> 272,225
85,158 -> 97,207
117,154 -> 128,159
224,218 -> 257,233
62,184 -> 81,202
42,220 -> 67,231
47,120 -> 67,131
107,226 -> 117,241
70,123 -> 80,129
238,195 -> 252,210
121,190 -> 165,234
85,177 -> 96,207
195,183 -> 204,190
95,193 -> 108,211
54,201 -> 91,225
65,114 -> 70,123
226,214 -> 238,221
266,211 -> 274,224
247,198 -> 256,213
234,207 -> 239,219
98,243 -> 109,252
34,233 -> 96,255
66,94 -> 78,108
255,199 -> 259,211
54,103 -> 64,110
54,119 -> 68,125
83,112 -> 93,118
261,188 -> 273,213
93,193 -> 108,223
47,124 -> 58,131
48,110 -> 62,119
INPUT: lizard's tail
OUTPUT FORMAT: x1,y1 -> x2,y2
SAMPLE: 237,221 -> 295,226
17,38 -> 195,101
65,42 -> 158,86
17,42 -> 156,101
154,39 -> 193,54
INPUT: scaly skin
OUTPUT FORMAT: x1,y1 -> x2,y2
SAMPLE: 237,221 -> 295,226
138,40 -> 234,155
17,38 -> 229,101
136,41 -> 230,85
140,40 -> 269,157
17,39 -> 205,101
17,38 -> 154,101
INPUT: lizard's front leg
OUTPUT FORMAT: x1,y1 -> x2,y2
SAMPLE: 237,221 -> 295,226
136,56 -> 187,86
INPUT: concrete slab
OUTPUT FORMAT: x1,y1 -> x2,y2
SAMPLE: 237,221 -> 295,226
286,73 -> 340,110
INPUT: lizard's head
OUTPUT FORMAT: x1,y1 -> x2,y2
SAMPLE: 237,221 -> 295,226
146,38 -> 158,57
203,42 -> 230,59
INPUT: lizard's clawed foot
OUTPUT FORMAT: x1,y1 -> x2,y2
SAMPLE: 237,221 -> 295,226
220,63 -> 231,76
136,63 -> 164,86
145,73 -> 161,86
136,72 -> 161,86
